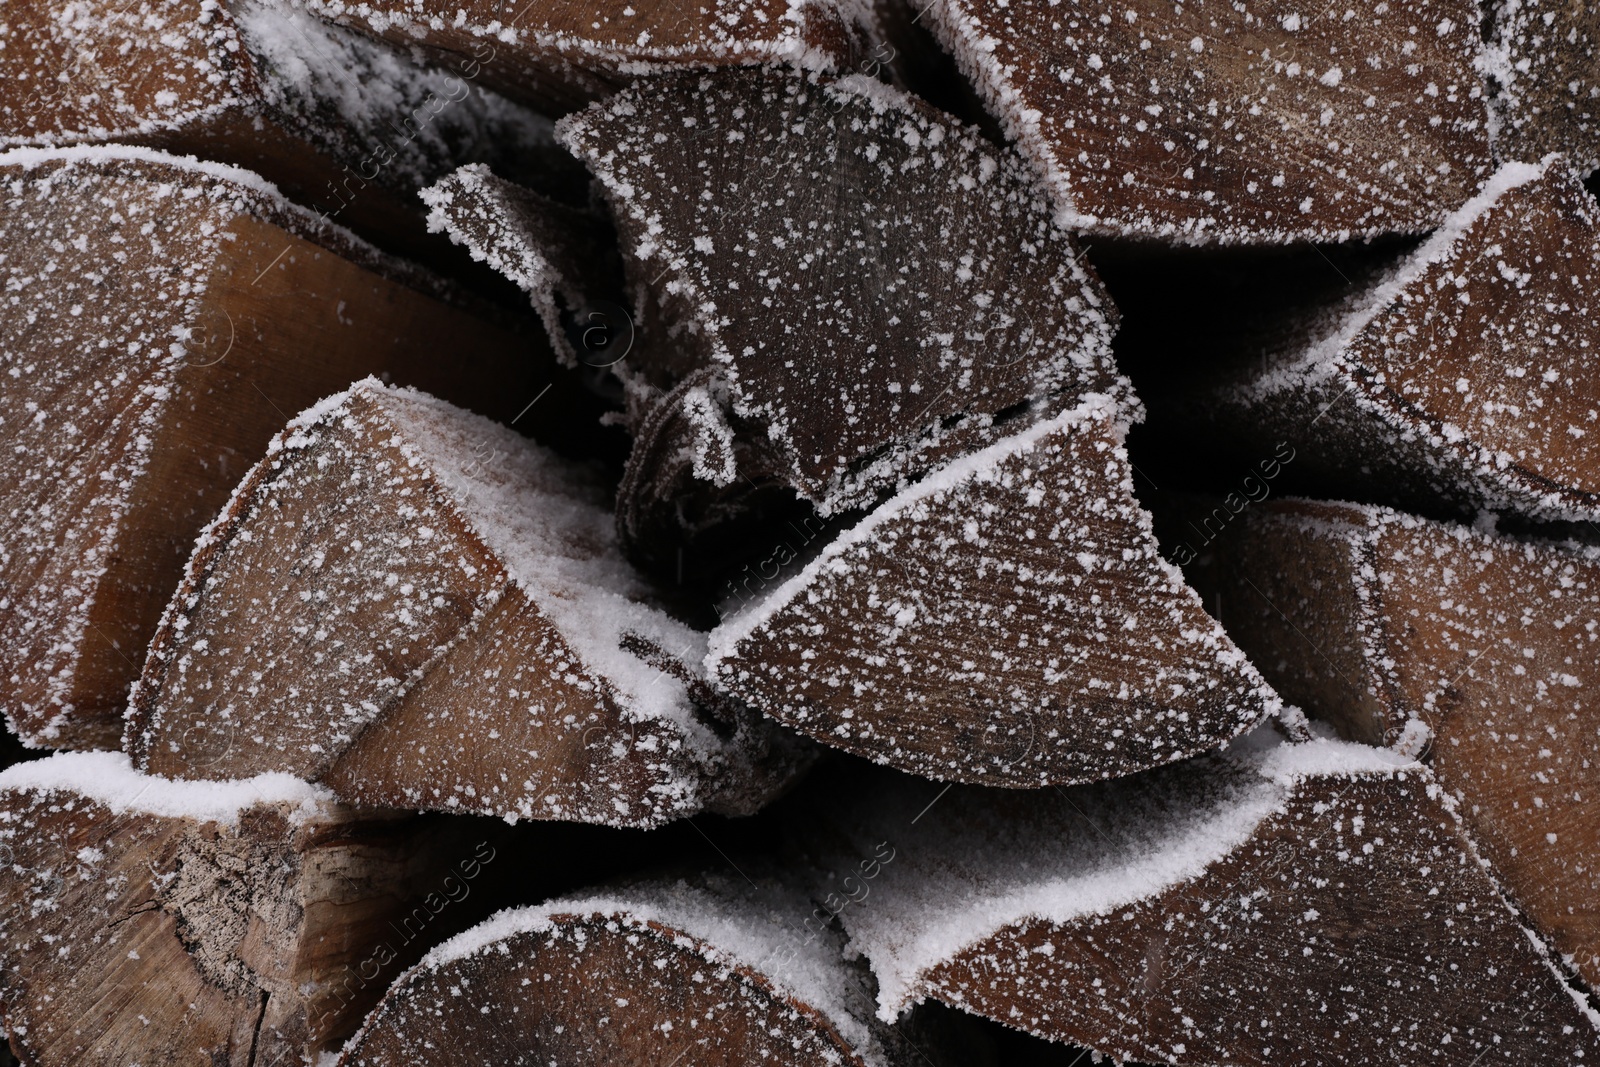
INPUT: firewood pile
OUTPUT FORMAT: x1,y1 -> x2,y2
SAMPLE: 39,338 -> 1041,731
1,0 -> 1598,1062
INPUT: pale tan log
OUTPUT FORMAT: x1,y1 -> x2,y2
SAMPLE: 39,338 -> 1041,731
0,751 -> 493,1066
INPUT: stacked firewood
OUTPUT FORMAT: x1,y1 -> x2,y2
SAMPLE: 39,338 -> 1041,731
1,0 -> 1598,1063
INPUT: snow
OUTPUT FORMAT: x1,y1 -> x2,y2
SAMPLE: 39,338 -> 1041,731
833,732 -> 1415,1020
295,0 -> 849,86
376,383 -> 715,745
1211,157 -> 1600,524
558,67 -> 1119,515
915,0 -> 1492,243
0,751 -> 331,824
418,872 -> 886,1061
705,390 -> 1280,786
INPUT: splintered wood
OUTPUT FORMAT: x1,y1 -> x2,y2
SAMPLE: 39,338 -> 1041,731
707,396 -> 1280,786
0,752 -> 477,1066
342,873 -> 928,1066
128,380 -> 804,827
1183,157 -> 1600,524
914,0 -> 1492,242
1189,498 -> 1600,989
0,148 -> 537,751
818,738 -> 1600,1065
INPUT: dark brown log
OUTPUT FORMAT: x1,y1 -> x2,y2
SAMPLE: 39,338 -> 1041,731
338,871 -> 989,1066
1184,496 -> 1600,990
1158,156 -> 1600,526
421,163 -> 633,374
812,736 -> 1600,1065
0,148 -> 549,751
0,751 -> 497,1066
915,0 -> 1493,243
1489,0 -> 1600,173
294,0 -> 858,116
127,379 -> 806,827
556,68 -> 1121,559
706,394 -> 1281,787
0,0 -> 568,259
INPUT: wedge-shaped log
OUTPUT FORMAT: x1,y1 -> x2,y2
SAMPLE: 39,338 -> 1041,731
0,147 -> 543,751
1167,157 -> 1600,524
557,69 -> 1120,551
296,0 -> 855,115
422,163 -> 631,373
128,379 -> 805,828
1187,497 -> 1600,988
339,872 -> 975,1066
1489,0 -> 1600,173
707,394 -> 1279,787
916,0 -> 1491,243
0,751 -> 494,1066
0,0 -> 561,256
820,737 -> 1600,1065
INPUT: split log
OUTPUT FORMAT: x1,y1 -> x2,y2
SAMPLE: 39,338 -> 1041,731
0,0 -> 567,258
555,68 -> 1121,561
0,147 -> 550,751
0,751 -> 500,1066
706,394 -> 1281,787
915,0 -> 1492,243
813,735 -> 1600,1065
1488,0 -> 1600,173
338,871 -> 987,1066
421,163 -> 633,375
295,0 -> 857,116
1159,156 -> 1600,526
1183,496 -> 1600,989
127,379 -> 807,827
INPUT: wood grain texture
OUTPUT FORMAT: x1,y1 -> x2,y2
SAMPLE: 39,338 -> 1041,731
0,150 -> 540,750
0,758 -> 475,1066
1161,156 -> 1600,525
296,0 -> 857,115
918,0 -> 1492,242
1490,0 -> 1600,173
0,0 -> 559,258
128,381 -> 805,827
708,396 -> 1279,787
817,744 -> 1600,1065
1190,497 -> 1600,989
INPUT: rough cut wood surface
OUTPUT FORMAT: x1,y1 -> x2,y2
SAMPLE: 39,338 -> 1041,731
0,0 -> 560,258
1163,156 -> 1600,525
1186,497 -> 1600,990
0,148 -> 540,752
914,0 -> 1493,243
0,752 -> 481,1066
815,737 -> 1600,1065
707,395 -> 1281,787
558,68 -> 1121,521
1489,0 -> 1600,173
296,0 -> 857,116
128,380 -> 805,827
339,871 -> 979,1067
